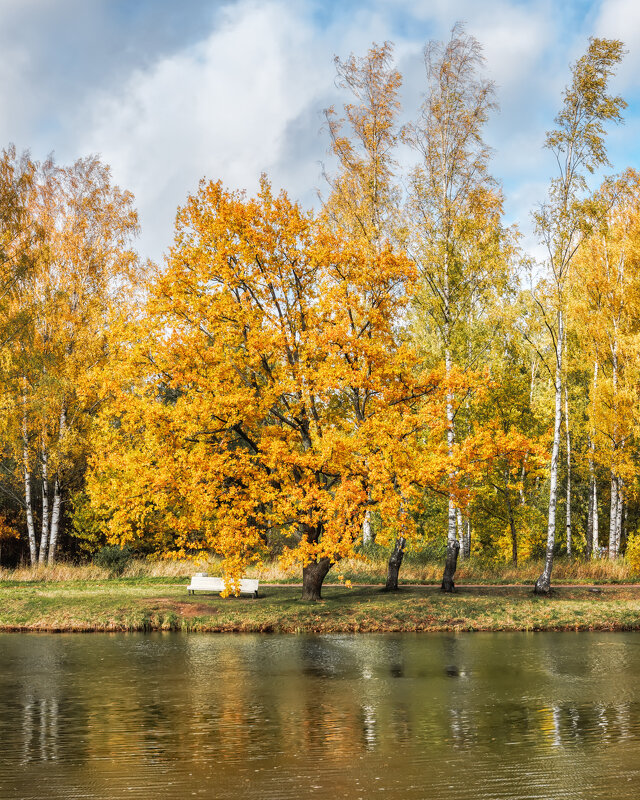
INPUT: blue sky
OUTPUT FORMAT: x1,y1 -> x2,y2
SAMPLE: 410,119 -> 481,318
1,0 -> 639,263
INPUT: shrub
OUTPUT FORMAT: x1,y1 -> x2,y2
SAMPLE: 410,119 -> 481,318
624,533 -> 640,575
94,545 -> 132,576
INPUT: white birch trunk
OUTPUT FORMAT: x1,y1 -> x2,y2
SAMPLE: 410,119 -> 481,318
456,507 -> 465,560
38,436 -> 49,566
47,478 -> 62,566
593,478 -> 599,557
535,310 -> 563,593
564,382 -> 572,557
588,358 -> 599,558
615,479 -> 623,557
362,508 -> 372,546
608,474 -> 619,559
47,406 -> 67,565
22,397 -> 37,565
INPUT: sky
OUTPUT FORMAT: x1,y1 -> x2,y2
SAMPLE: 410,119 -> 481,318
1,0 -> 639,265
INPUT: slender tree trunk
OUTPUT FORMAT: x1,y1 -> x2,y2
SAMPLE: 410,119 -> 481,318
608,473 -> 619,559
463,518 -> 471,559
535,311 -> 563,594
47,478 -> 62,566
38,437 -> 49,566
587,358 -> 599,558
593,477 -> 599,557
22,399 -> 37,566
456,508 -> 465,561
47,406 -> 67,566
385,536 -> 406,591
442,337 -> 459,592
564,382 -> 572,557
615,478 -> 623,557
504,473 -> 518,566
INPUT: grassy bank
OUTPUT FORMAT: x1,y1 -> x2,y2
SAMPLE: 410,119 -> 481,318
2,576 -> 640,633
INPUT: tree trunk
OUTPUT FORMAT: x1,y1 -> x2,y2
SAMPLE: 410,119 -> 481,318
441,538 -> 460,593
535,312 -> 563,595
385,537 -> 406,591
608,473 -> 619,559
564,382 -> 572,557
615,479 -> 623,557
456,508 -> 465,561
38,440 -> 49,566
47,478 -> 62,566
505,475 -> 517,566
592,477 -> 599,556
46,406 -> 66,566
362,508 -> 372,545
22,404 -> 36,566
301,557 -> 332,602
463,518 -> 471,559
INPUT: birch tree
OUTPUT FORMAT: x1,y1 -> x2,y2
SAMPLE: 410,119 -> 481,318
322,42 -> 403,558
405,23 -> 511,591
533,37 -> 625,593
2,155 -> 139,565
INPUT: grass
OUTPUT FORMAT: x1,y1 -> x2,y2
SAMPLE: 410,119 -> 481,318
1,575 -> 640,633
1,555 -> 638,633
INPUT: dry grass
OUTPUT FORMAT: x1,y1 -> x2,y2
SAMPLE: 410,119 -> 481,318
0,553 -> 636,585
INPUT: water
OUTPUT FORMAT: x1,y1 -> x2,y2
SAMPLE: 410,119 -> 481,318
1,632 -> 640,799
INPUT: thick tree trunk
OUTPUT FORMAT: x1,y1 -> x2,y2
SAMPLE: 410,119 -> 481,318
301,557 -> 332,602
385,536 -> 406,591
535,313 -> 563,595
441,538 -> 460,593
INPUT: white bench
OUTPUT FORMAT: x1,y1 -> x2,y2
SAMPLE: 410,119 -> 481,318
187,573 -> 259,598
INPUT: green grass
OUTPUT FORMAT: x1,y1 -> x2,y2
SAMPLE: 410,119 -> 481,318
1,578 -> 640,633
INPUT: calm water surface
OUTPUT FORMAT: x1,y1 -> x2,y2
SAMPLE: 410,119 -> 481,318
1,632 -> 640,799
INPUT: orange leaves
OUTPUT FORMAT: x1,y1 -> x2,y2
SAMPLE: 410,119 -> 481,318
89,175 -> 450,578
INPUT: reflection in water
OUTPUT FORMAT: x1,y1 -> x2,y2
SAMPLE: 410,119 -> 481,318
1,632 -> 640,799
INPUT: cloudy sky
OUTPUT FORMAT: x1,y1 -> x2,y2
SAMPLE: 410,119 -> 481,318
1,0 -> 639,264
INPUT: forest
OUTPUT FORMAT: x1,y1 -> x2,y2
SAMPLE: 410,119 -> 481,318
0,26 -> 637,601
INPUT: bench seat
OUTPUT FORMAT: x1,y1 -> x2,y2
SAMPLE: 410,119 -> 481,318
187,575 -> 259,598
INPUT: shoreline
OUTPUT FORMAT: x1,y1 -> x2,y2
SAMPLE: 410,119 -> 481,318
2,581 -> 640,633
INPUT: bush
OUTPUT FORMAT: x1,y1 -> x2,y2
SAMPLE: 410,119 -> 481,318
625,533 -> 640,575
94,545 -> 132,576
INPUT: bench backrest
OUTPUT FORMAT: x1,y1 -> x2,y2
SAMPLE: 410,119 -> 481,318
188,576 -> 259,594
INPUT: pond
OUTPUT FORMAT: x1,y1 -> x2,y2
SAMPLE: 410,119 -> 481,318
1,632 -> 639,799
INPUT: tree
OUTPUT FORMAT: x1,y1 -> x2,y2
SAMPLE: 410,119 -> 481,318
532,37 -> 625,593
404,23 -> 512,591
0,155 -> 139,565
572,170 -> 640,559
87,178 -> 447,599
322,41 -> 403,559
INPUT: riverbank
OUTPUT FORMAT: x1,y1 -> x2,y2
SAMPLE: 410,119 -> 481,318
2,578 -> 640,632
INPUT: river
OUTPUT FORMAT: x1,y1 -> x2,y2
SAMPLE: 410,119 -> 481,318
1,632 -> 639,799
